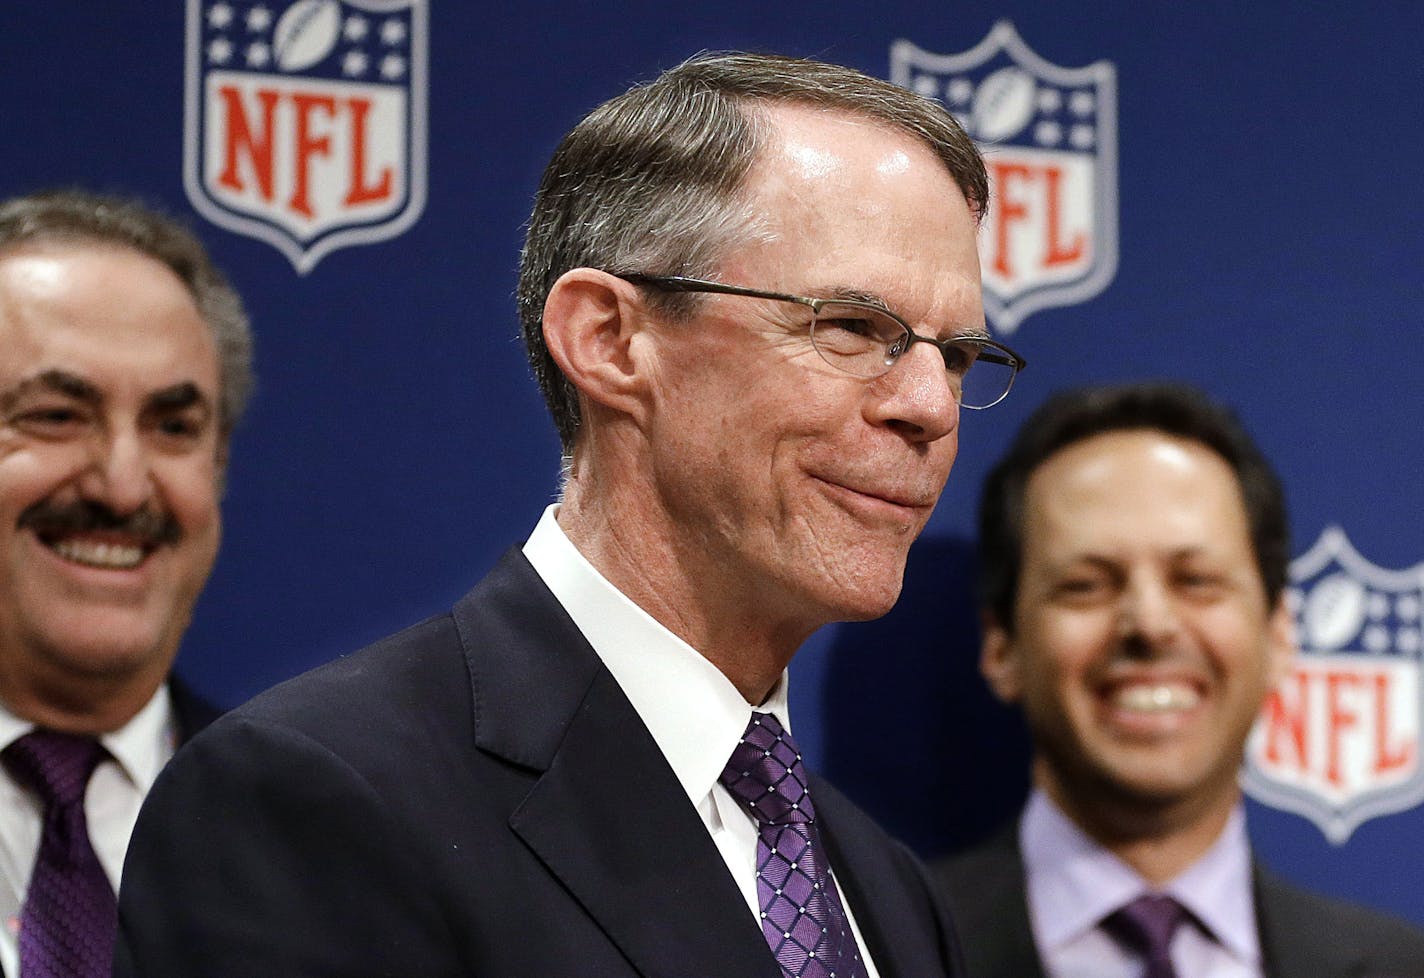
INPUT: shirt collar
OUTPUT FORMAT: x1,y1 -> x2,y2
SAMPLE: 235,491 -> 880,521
0,684 -> 175,791
1021,789 -> 1260,962
522,504 -> 788,810
1165,803 -> 1259,961
1022,788 -> 1143,949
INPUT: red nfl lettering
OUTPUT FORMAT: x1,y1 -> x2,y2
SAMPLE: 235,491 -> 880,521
217,86 -> 393,218
988,160 -> 1086,280
1260,666 -> 1415,791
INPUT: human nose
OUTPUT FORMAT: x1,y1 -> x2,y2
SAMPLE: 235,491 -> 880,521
1118,573 -> 1181,648
76,426 -> 156,515
867,340 -> 959,441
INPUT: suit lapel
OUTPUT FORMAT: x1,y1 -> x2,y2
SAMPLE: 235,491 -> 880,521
938,829 -> 1046,978
454,550 -> 779,978
511,669 -> 778,978
1254,864 -> 1352,978
814,791 -> 929,978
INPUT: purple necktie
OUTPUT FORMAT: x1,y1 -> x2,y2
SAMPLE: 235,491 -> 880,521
1106,894 -> 1188,978
720,713 -> 866,978
3,731 -> 116,978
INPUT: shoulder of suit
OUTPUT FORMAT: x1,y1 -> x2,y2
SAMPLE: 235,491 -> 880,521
202,609 -> 465,741
1255,862 -> 1424,966
931,822 -> 1022,893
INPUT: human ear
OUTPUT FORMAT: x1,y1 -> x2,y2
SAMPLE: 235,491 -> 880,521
979,614 -> 1024,705
541,268 -> 649,421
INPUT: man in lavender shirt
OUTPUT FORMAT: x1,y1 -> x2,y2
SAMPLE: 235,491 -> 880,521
934,382 -> 1424,978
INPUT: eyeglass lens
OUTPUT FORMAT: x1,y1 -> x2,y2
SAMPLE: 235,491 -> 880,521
809,302 -> 1014,408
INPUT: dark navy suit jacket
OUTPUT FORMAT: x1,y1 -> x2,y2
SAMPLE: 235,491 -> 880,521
115,550 -> 963,977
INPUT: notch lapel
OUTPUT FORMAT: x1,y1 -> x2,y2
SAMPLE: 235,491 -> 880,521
455,551 -> 779,978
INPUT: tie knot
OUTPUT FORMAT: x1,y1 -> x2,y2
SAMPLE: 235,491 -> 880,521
720,712 -> 815,825
3,730 -> 108,809
1107,893 -> 1188,959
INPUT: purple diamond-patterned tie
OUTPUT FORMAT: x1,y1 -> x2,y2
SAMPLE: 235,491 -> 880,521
3,730 -> 115,978
1106,894 -> 1188,978
720,713 -> 866,978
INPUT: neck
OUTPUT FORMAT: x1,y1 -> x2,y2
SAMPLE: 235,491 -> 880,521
558,451 -> 806,705
1038,768 -> 1239,886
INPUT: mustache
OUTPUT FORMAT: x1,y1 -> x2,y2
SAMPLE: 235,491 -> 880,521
17,499 -> 181,547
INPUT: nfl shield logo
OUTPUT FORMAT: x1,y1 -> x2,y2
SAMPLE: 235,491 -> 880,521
184,0 -> 428,273
891,22 -> 1117,334
1243,527 -> 1424,843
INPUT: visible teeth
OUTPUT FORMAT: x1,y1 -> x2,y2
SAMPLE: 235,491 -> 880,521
1116,683 -> 1200,712
50,538 -> 145,569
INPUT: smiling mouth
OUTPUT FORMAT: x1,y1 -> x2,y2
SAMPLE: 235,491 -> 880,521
42,534 -> 150,570
817,476 -> 932,511
1111,682 -> 1202,713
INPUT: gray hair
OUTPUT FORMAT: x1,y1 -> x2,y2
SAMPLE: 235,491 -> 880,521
517,51 -> 988,454
0,189 -> 254,439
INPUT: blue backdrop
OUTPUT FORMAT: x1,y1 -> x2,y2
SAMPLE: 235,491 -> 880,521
4,1 -> 1422,926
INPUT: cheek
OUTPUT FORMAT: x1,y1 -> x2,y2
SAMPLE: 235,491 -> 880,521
1193,606 -> 1274,681
1018,615 -> 1111,706
160,460 -> 223,535
0,444 -> 87,514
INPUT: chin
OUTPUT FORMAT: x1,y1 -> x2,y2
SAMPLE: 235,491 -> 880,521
34,625 -> 174,681
824,574 -> 905,623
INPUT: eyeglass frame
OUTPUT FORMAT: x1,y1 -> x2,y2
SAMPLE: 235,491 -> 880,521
610,273 -> 1027,409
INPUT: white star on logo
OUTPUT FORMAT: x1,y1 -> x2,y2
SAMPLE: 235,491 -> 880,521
380,18 -> 407,45
246,4 -> 272,32
1398,594 -> 1421,621
207,2 -> 234,29
344,14 -> 369,42
1069,90 -> 1096,117
946,78 -> 973,106
246,42 -> 271,68
207,37 -> 233,64
379,53 -> 407,80
1034,121 -> 1062,146
343,49 -> 369,77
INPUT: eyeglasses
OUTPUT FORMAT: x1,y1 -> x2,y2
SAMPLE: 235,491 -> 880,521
615,274 -> 1026,409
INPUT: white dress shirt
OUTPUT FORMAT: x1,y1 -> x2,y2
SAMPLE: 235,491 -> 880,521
523,504 -> 882,977
0,685 -> 177,978
1021,789 -> 1263,978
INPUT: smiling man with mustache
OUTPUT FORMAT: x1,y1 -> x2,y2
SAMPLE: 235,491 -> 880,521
0,189 -> 251,978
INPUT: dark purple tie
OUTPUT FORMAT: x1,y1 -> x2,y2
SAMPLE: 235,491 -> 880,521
3,730 -> 115,978
720,713 -> 866,978
1106,893 -> 1188,978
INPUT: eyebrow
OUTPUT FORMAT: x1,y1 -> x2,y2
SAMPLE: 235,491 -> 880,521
0,369 -> 102,413
0,370 -> 213,416
146,382 -> 209,413
820,286 -> 992,343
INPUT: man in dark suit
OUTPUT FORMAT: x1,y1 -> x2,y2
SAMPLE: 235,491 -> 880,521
934,382 -> 1424,978
0,189 -> 247,978
115,52 -> 1025,977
